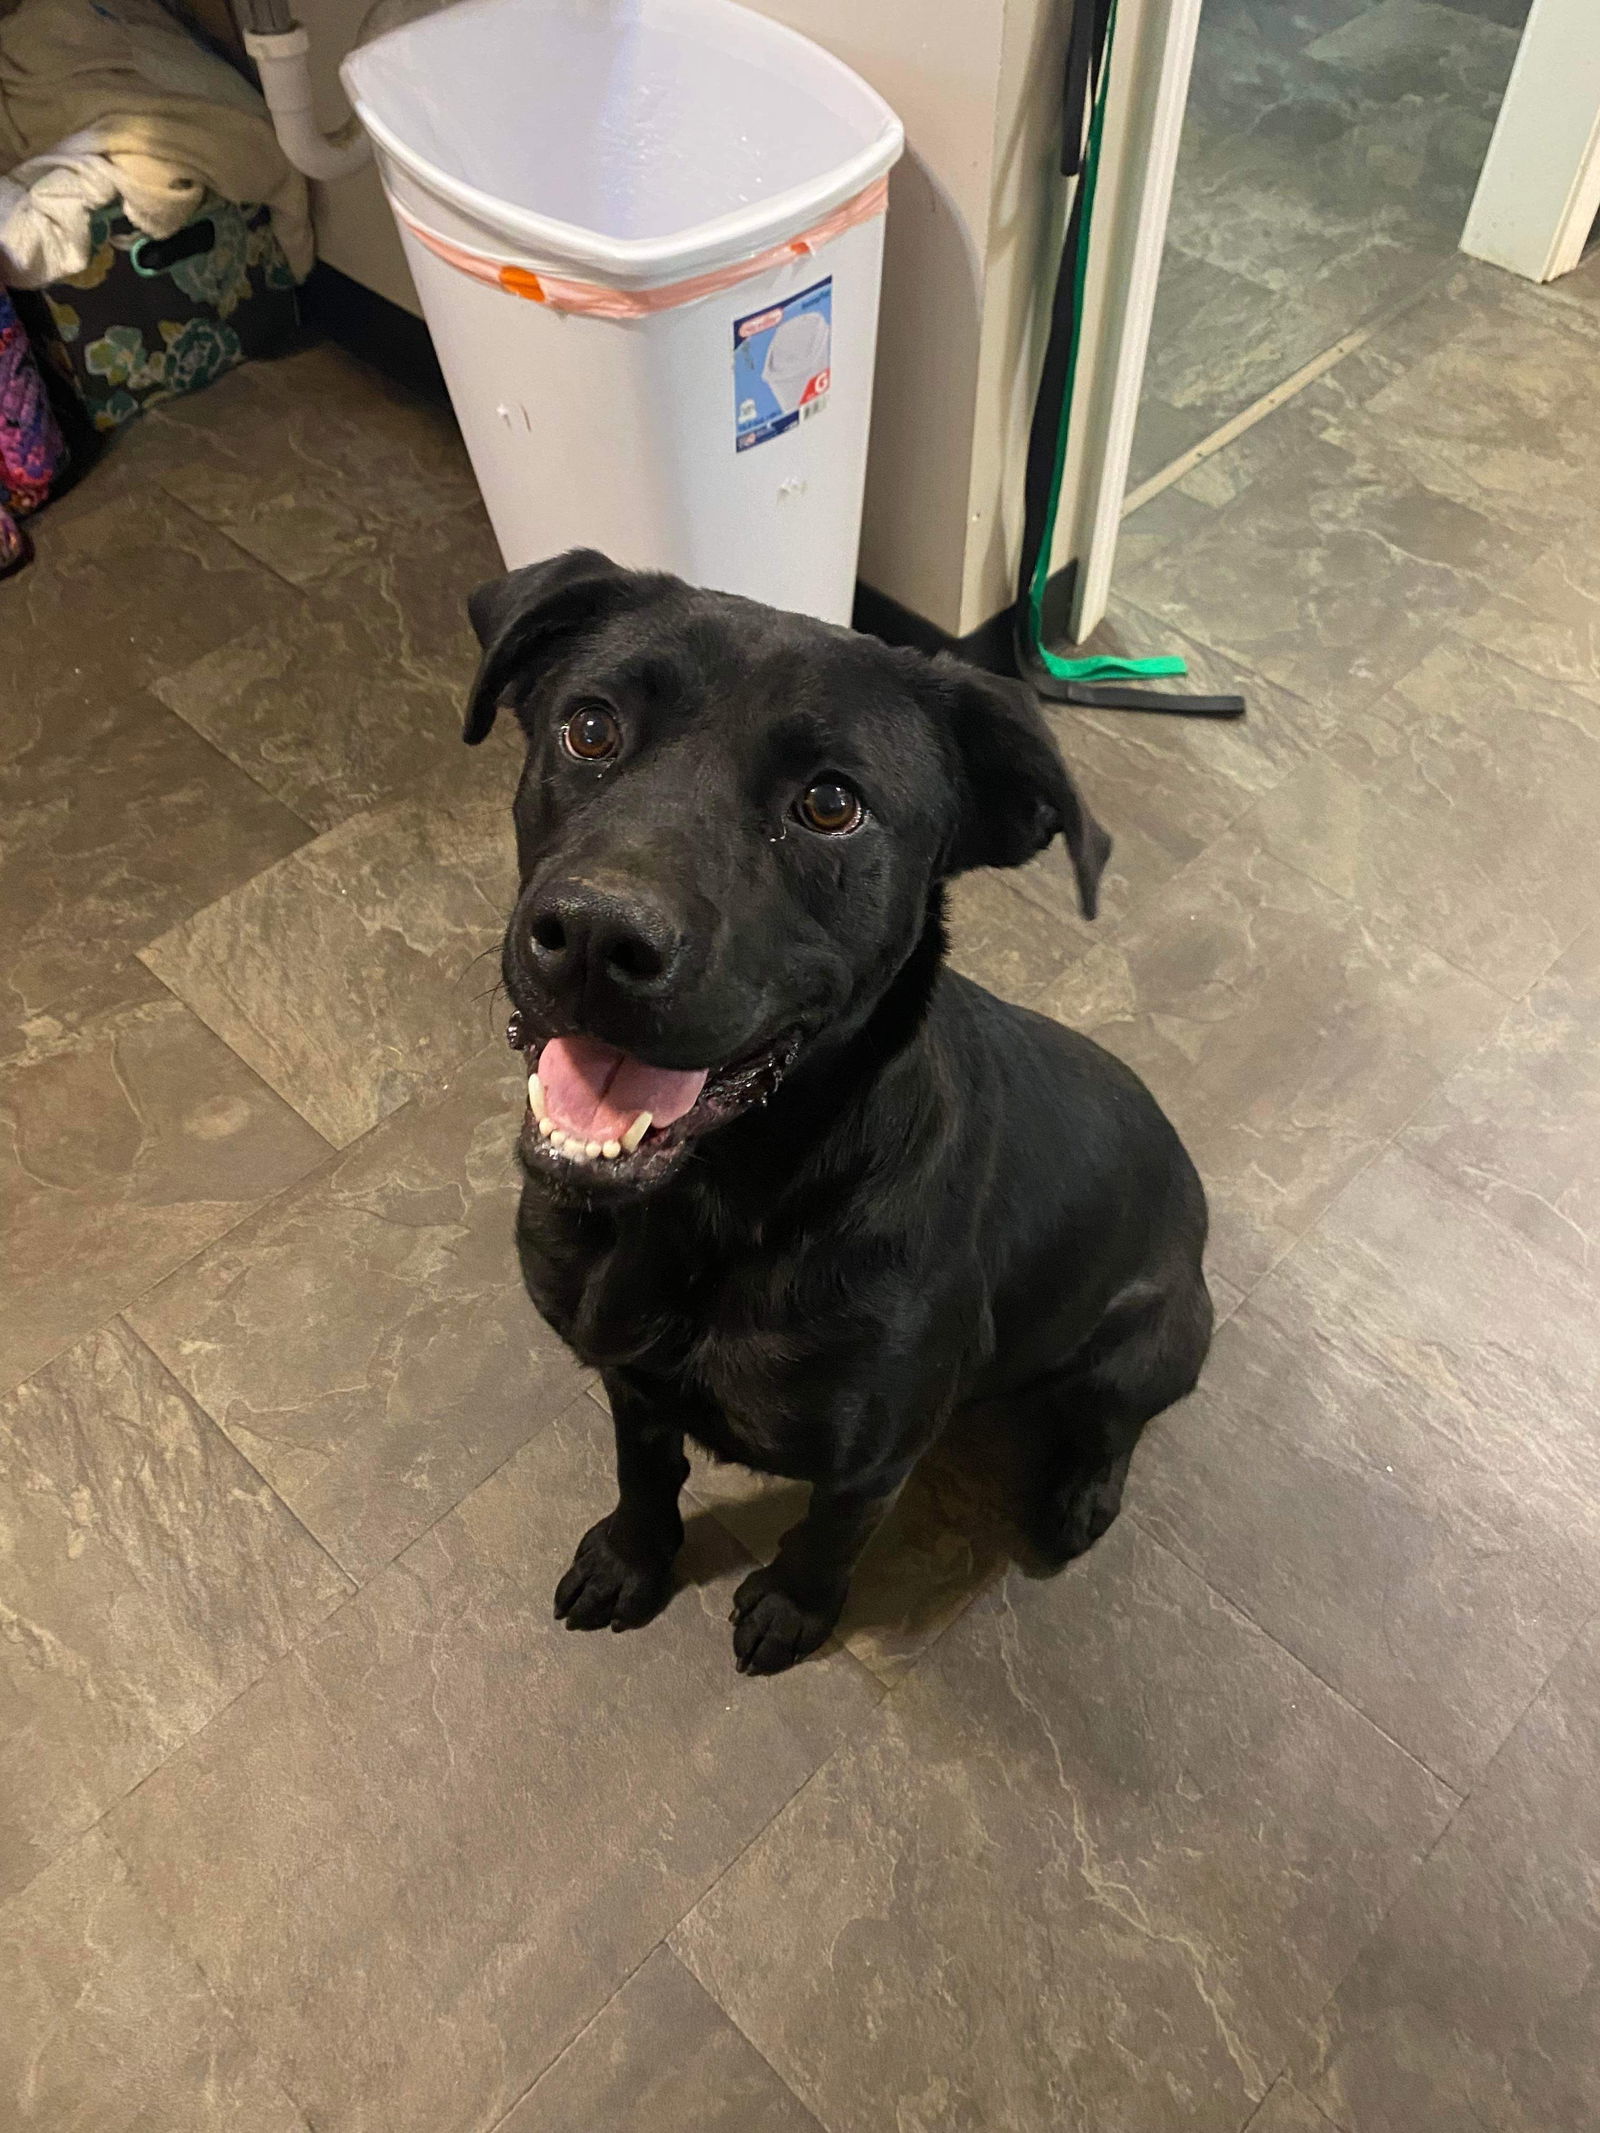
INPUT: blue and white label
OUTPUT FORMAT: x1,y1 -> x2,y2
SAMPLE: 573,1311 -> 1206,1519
734,277 -> 832,451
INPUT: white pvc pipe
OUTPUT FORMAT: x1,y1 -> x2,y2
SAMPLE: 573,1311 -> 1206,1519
244,25 -> 372,183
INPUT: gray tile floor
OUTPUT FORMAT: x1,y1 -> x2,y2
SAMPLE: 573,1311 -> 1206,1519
6,147 -> 1600,2133
1132,0 -> 1530,488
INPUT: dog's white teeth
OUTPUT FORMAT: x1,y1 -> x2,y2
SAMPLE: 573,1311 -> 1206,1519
542,1116 -> 650,1163
527,1072 -> 547,1122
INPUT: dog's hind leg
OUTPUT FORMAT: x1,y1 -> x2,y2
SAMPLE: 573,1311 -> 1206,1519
1015,1275 -> 1213,1569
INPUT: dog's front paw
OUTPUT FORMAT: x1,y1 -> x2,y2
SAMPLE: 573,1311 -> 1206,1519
554,1516 -> 675,1632
729,1565 -> 840,1675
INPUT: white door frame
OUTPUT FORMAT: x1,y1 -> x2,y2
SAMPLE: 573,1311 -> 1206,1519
1052,0 -> 1204,642
1462,0 -> 1600,284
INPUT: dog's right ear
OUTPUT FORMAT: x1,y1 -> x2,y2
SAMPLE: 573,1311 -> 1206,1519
463,548 -> 651,744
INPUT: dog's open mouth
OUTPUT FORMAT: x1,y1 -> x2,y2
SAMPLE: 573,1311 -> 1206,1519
507,1012 -> 797,1181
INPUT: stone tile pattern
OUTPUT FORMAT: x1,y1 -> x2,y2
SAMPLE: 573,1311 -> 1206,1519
675,1521 -> 1456,2133
496,1948 -> 826,2133
1129,0 -> 1523,488
0,1323 -> 350,1903
8,58 -> 1600,2132
129,1048 -> 592,1580
0,1832 -> 312,2133
104,1399 -> 881,2133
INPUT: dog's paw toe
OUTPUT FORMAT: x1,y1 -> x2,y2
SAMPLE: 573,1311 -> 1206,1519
553,1518 -> 674,1632
729,1567 -> 837,1674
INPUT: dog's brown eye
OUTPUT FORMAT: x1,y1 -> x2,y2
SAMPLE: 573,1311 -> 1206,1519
561,704 -> 621,761
796,780 -> 862,835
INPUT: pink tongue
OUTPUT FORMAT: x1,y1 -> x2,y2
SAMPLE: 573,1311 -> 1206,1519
536,1035 -> 708,1142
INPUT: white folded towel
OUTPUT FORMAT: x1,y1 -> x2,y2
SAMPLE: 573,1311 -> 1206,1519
0,0 -> 311,289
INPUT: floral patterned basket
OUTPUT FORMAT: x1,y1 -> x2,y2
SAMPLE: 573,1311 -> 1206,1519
22,193 -> 298,432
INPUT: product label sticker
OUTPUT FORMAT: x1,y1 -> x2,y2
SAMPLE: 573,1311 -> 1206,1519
733,277 -> 832,451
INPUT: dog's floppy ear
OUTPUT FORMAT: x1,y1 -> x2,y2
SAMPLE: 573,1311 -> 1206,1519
931,658 -> 1111,918
463,547 -> 652,744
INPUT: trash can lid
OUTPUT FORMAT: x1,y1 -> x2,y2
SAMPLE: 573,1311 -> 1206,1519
343,0 -> 903,287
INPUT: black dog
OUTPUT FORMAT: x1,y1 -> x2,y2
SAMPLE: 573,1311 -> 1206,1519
466,549 -> 1211,1674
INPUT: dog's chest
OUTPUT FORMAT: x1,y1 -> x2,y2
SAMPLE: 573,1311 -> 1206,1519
543,1213 -> 864,1473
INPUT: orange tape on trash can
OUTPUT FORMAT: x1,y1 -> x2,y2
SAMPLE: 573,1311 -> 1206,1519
393,177 -> 888,318
497,264 -> 547,301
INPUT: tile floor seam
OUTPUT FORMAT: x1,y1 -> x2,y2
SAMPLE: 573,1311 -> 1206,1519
1134,1055 -> 1600,1691
136,668 -> 323,844
1121,356 -> 1537,710
64,1383 -> 608,1906
663,1703 -> 890,1977
1238,812 -> 1536,1008
150,451 -> 339,605
138,468 -> 323,621
1273,1790 -> 1478,2131
95,1029 -> 509,1457
0,1512 -> 354,1924
1316,1072 -> 1600,1314
1439,1598 -> 1600,1819
1131,1090 -> 1600,1785
1091,1557 -> 1481,2133
134,935 -> 344,1144
110,1312 -> 359,1601
3,1360 -> 596,1916
37,1146 -> 343,1368
479,1941 -> 826,2133
1121,262 -> 1458,521
309,1372 -> 603,1587
1007,774 -> 1269,968
652,1981 -> 831,2133
1241,2074 -> 1346,2133
1123,1511 -> 1467,1802
1428,614 -> 1600,736
91,1816 -> 326,2133
1005,706 -> 1307,991
0,1053 -> 341,1408
1185,982 -> 1515,1306
477,1943 -> 666,2133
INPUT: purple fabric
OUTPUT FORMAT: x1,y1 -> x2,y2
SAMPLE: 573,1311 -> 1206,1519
1,284 -> 67,571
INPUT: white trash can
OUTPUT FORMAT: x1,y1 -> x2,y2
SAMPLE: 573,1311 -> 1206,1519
342,0 -> 903,623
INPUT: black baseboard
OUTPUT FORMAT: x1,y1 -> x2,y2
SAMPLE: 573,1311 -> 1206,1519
299,258 -> 1074,676
852,562 -> 1078,679
297,262 -> 450,404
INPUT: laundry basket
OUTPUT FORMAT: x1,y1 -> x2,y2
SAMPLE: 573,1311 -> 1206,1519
342,0 -> 902,622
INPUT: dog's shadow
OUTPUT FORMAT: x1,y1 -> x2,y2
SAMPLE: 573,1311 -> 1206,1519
678,1403 -> 1051,1671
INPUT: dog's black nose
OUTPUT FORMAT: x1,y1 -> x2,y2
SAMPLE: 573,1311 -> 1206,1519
526,880 -> 682,1005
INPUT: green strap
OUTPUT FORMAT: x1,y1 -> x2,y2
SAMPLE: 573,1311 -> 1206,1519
1053,651 -> 1188,681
